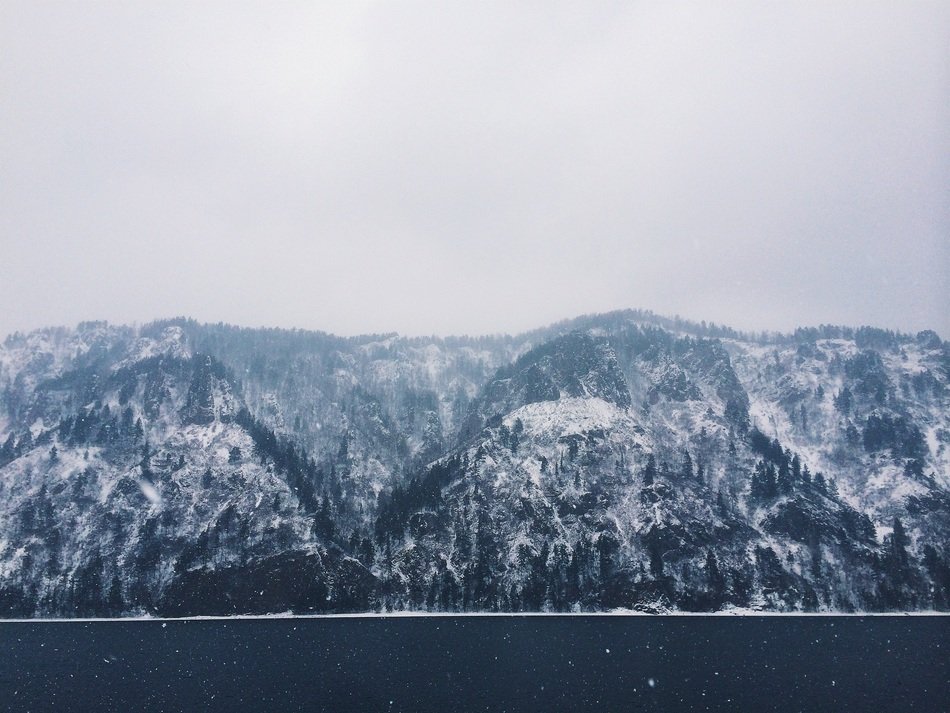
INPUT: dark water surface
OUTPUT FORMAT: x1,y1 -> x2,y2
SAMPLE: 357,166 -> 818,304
0,615 -> 946,712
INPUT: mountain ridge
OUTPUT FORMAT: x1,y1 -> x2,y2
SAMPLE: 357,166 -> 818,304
1,310 -> 947,616
6,306 -> 941,349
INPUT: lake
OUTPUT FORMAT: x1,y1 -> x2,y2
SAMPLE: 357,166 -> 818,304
0,615 -> 946,712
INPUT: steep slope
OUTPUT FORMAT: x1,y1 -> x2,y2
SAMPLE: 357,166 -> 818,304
1,313 -> 948,615
0,325 -> 374,616
156,319 -> 525,535
375,330 -> 895,612
458,332 -> 632,440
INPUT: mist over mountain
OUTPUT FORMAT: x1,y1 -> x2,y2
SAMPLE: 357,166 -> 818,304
1,309 -> 947,616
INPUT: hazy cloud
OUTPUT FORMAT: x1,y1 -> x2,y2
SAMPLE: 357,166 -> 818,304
1,1 -> 947,338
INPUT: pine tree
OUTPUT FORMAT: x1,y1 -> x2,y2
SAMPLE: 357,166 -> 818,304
108,575 -> 124,615
882,516 -> 914,609
642,454 -> 657,486
777,460 -> 793,494
922,545 -> 950,610
121,406 -> 134,436
834,387 -> 853,415
511,418 -> 524,453
750,461 -> 766,500
1,433 -> 16,464
705,550 -> 726,608
765,464 -> 778,498
751,461 -> 778,501
889,517 -> 909,571
681,449 -> 694,480
716,489 -> 727,513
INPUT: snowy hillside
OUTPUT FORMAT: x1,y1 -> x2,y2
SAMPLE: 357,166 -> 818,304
1,312 -> 947,616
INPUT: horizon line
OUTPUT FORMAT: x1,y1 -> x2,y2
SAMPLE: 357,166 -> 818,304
3,307 -> 944,346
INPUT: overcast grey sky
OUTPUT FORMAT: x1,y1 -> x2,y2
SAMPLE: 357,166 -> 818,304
1,1 -> 947,340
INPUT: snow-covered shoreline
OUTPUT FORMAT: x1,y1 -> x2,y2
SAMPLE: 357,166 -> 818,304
2,610 -> 948,623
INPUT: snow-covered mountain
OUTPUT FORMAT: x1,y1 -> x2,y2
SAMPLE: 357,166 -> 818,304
1,311 -> 947,616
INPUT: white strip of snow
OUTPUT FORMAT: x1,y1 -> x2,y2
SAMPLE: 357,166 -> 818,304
1,611 -> 947,623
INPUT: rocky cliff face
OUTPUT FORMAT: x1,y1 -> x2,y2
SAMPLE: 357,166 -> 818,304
1,312 -> 947,615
